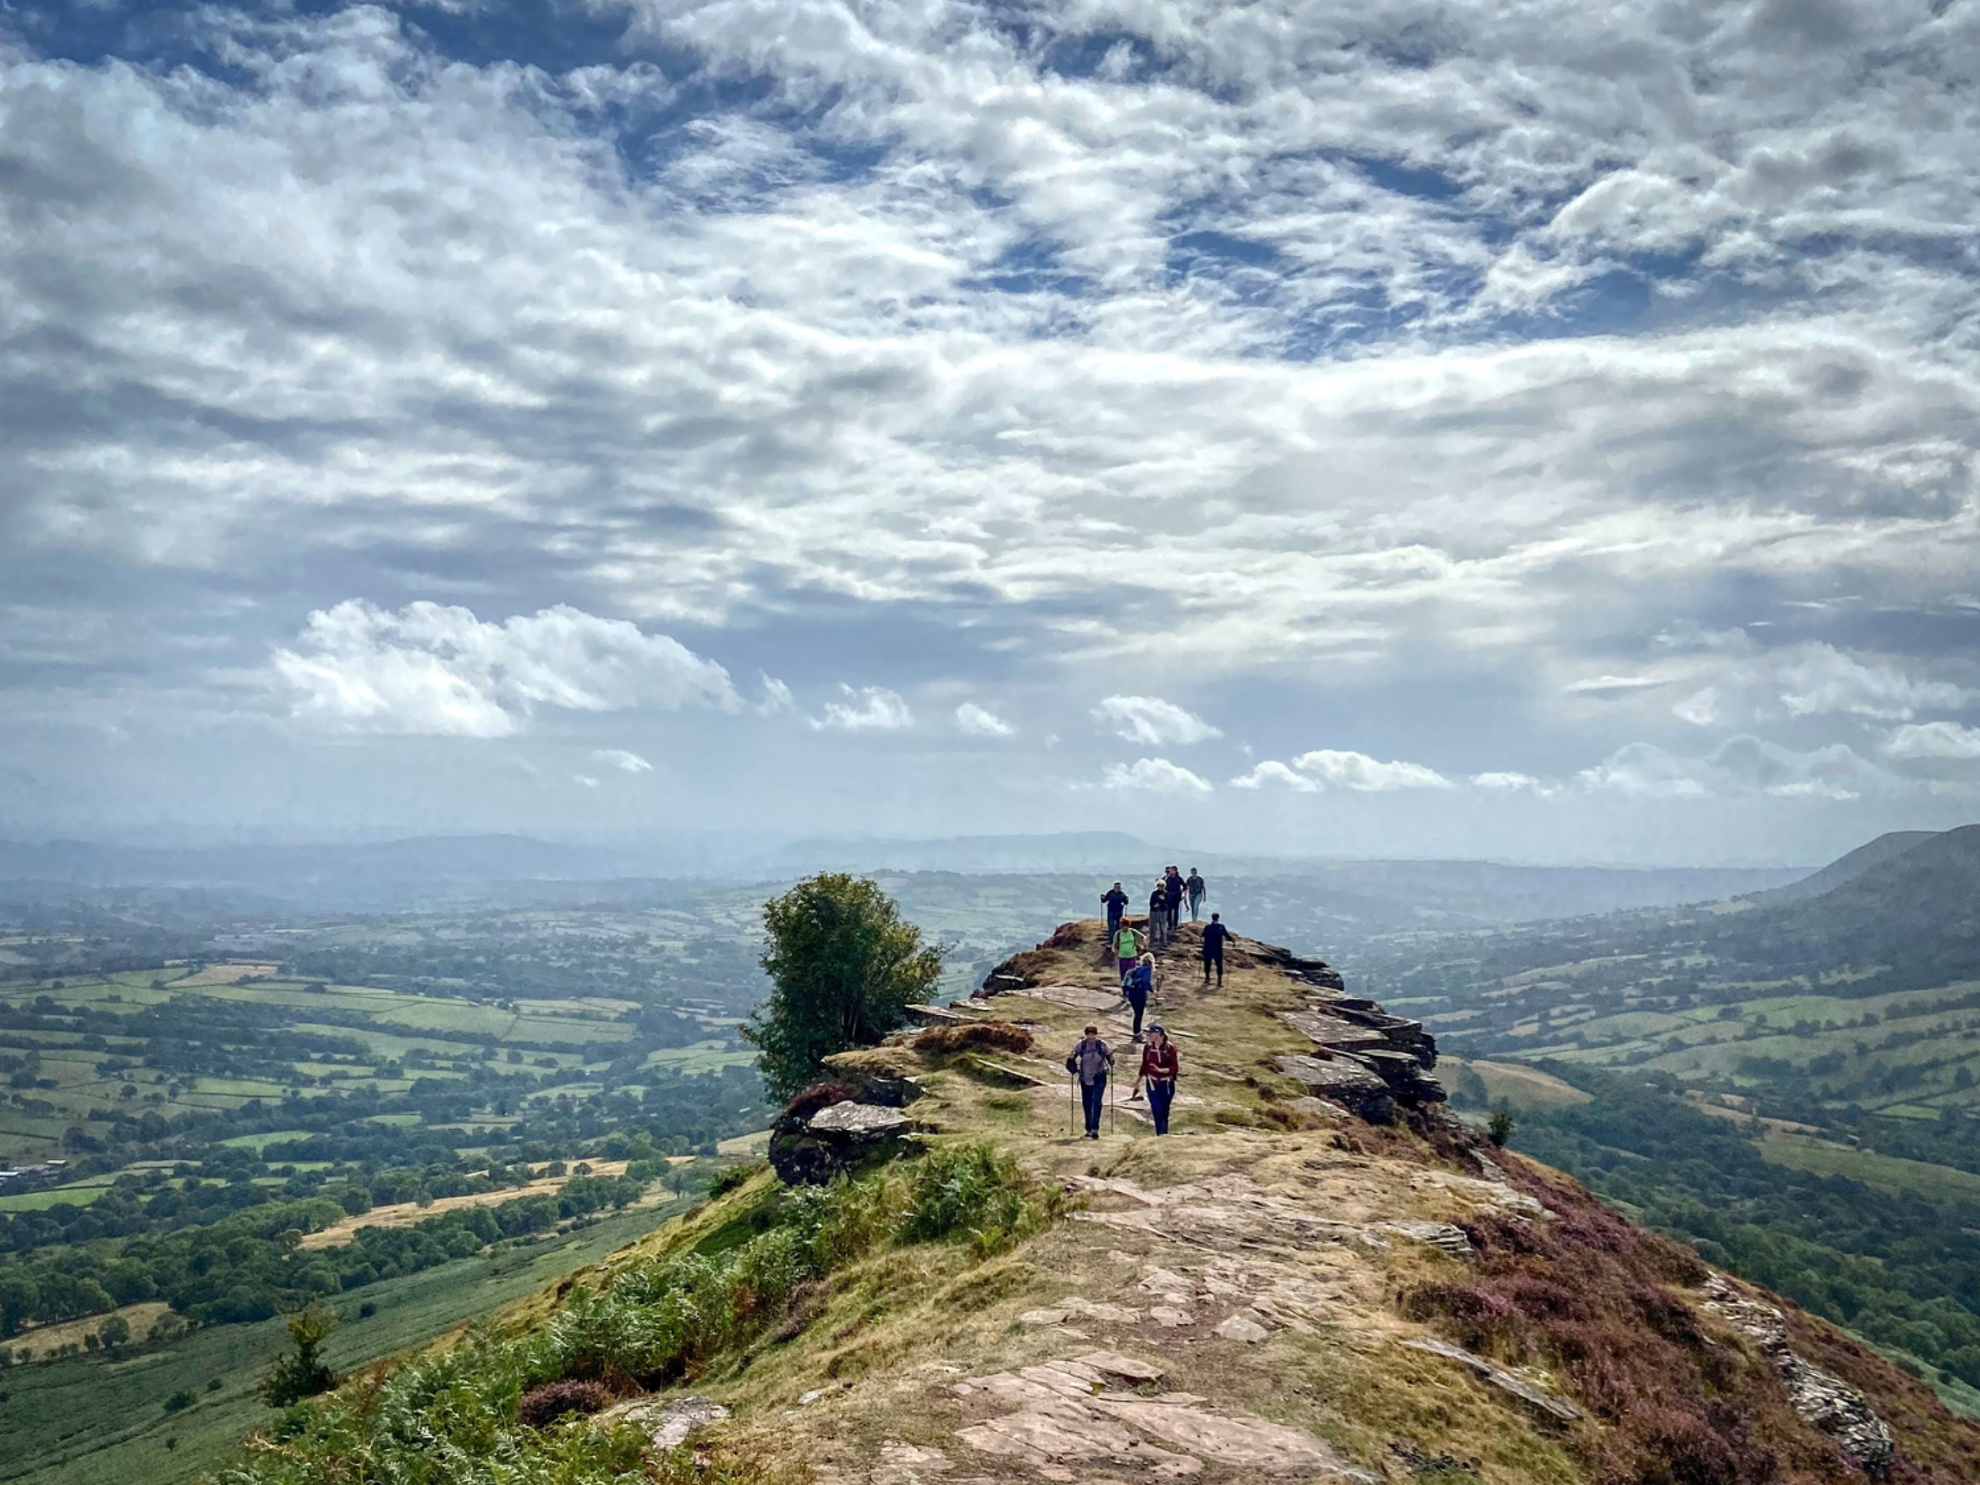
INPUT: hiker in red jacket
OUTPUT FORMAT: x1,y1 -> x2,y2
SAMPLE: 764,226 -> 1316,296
1131,1025 -> 1180,1135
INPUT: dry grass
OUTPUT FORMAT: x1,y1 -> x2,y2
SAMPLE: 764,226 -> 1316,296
298,1160 -> 630,1248
912,1021 -> 1035,1055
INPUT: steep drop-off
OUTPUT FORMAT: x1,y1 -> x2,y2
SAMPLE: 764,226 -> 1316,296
230,918 -> 1980,1485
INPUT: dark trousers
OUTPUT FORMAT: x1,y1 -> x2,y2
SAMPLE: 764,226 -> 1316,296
1147,1079 -> 1174,1135
1081,1077 -> 1107,1134
1106,911 -> 1122,938
1202,952 -> 1223,986
1124,988 -> 1148,1036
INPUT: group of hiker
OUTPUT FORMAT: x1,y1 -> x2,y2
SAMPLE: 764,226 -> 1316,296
1065,868 -> 1235,1139
1102,865 -> 1205,951
1066,1022 -> 1179,1138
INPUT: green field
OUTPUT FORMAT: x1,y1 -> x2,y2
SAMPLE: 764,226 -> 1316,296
0,964 -> 672,1161
0,1196 -> 696,1485
1754,1129 -> 1980,1202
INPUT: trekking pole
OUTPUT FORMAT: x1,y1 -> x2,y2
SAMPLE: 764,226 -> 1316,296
1069,1073 -> 1077,1139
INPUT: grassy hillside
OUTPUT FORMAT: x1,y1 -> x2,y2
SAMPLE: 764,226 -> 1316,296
0,1195 -> 696,1485
190,920 -> 1980,1485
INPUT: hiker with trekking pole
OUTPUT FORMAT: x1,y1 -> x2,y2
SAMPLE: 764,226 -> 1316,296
1129,1024 -> 1180,1135
1065,1024 -> 1114,1139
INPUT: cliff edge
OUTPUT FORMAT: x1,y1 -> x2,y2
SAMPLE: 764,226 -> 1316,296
234,919 -> 1980,1485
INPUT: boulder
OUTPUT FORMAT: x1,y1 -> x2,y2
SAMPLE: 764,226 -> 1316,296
769,1083 -> 915,1185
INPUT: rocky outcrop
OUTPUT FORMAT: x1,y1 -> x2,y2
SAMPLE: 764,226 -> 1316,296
1400,1336 -> 1581,1422
1702,1276 -> 1896,1477
768,1068 -> 921,1185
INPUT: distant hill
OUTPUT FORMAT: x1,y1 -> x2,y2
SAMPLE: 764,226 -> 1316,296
1781,823 -> 1980,950
1747,828 -> 1942,905
0,832 -> 1809,926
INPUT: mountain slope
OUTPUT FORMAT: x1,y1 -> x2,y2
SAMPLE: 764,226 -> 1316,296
1749,831 -> 1941,906
220,920 -> 1980,1485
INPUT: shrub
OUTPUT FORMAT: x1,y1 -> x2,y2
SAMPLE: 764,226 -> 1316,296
707,1162 -> 762,1198
913,1022 -> 1034,1056
518,1378 -> 613,1428
259,1302 -> 340,1407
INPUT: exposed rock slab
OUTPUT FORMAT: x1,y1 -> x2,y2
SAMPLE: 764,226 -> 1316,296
1277,1009 -> 1391,1051
809,1102 -> 911,1136
1014,982 -> 1127,1013
1702,1277 -> 1895,1476
953,1353 -> 1375,1479
1401,1337 -> 1581,1422
1273,1054 -> 1394,1121
1377,1219 -> 1475,1261
595,1393 -> 731,1450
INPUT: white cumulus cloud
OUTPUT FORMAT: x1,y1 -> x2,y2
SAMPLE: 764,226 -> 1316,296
1290,750 -> 1453,792
1235,750 -> 1451,792
954,702 -> 1014,737
1577,743 -> 1711,799
1471,771 -> 1555,794
1230,761 -> 1319,793
814,685 -> 913,732
1093,696 -> 1222,746
1102,758 -> 1213,795
1884,721 -> 1980,760
1774,645 -> 1972,721
271,601 -> 738,737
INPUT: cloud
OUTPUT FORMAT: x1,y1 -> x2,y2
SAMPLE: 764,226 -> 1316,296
1235,750 -> 1451,792
1292,750 -> 1453,792
9,4 -> 1980,852
758,677 -> 797,715
1773,645 -> 1972,721
953,702 -> 1014,737
1102,758 -> 1213,795
573,774 -> 600,789
1884,721 -> 1980,760
813,685 -> 913,732
1577,744 -> 1712,799
1471,771 -> 1556,795
1567,676 -> 1666,696
593,748 -> 653,773
1093,696 -> 1222,746
1673,688 -> 1721,727
1579,736 -> 1897,801
271,601 -> 737,737
1230,761 -> 1319,793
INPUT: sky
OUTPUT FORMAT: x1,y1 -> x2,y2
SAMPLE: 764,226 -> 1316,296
3,0 -> 1979,866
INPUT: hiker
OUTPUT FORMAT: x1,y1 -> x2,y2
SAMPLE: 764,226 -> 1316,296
1065,1024 -> 1114,1138
1163,866 -> 1184,933
1131,1025 -> 1180,1135
1185,868 -> 1205,921
1122,952 -> 1156,1041
1146,881 -> 1169,949
1201,911 -> 1229,987
1113,919 -> 1144,981
1101,881 -> 1129,936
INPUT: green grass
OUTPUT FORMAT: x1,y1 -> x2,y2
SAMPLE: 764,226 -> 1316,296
1755,1130 -> 1980,1202
0,1197 -> 695,1485
642,1042 -> 755,1073
0,1183 -> 110,1213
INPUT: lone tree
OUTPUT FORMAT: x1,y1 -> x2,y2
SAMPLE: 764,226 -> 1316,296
260,1301 -> 340,1407
745,873 -> 942,1099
